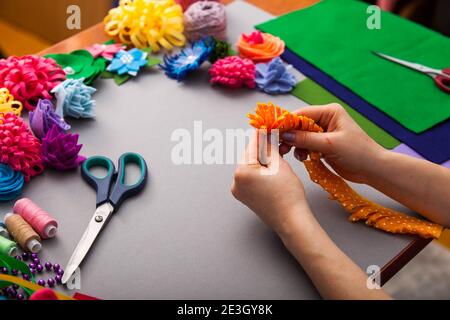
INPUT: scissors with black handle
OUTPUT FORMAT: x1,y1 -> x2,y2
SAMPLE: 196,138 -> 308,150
62,153 -> 148,284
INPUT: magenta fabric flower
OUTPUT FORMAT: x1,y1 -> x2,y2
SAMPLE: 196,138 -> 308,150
41,125 -> 86,171
86,43 -> 126,61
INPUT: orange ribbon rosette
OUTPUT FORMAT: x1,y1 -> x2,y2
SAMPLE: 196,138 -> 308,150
237,31 -> 285,63
247,103 -> 443,239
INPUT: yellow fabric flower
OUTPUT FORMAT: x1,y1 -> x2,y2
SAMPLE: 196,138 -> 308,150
0,88 -> 23,117
104,0 -> 186,52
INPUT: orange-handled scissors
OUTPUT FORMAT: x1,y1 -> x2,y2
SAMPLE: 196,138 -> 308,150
374,52 -> 450,94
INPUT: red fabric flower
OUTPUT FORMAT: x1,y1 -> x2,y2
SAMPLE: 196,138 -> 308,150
0,55 -> 66,111
0,113 -> 44,181
209,56 -> 256,89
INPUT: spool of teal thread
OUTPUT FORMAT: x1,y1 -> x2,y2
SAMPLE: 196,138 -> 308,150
0,235 -> 18,257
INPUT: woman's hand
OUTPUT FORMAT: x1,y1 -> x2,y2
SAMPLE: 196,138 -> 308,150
280,104 -> 385,184
231,131 -> 312,236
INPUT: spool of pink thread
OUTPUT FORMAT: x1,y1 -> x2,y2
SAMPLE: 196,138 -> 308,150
13,198 -> 58,239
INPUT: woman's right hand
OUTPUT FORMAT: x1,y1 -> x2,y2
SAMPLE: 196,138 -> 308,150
280,103 -> 385,184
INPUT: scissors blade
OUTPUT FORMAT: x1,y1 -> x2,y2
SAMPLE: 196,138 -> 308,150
373,52 -> 440,75
62,202 -> 114,284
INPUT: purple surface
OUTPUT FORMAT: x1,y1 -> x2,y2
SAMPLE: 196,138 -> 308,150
282,49 -> 450,164
393,144 -> 450,168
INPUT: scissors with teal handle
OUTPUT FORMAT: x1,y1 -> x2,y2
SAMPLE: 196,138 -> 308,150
374,52 -> 450,94
62,153 -> 147,284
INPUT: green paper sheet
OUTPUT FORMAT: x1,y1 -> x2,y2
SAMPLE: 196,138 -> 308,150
257,0 -> 450,133
292,79 -> 400,149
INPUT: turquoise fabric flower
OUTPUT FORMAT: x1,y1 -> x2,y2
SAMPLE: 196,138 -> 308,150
107,48 -> 149,76
51,78 -> 96,119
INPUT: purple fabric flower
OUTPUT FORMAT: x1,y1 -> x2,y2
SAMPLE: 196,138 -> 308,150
41,125 -> 86,171
29,99 -> 71,139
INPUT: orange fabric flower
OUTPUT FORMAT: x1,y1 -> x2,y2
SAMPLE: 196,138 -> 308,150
237,31 -> 285,63
247,103 -> 443,239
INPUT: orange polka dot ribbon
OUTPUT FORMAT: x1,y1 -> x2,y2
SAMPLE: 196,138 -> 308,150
237,31 -> 285,63
247,103 -> 443,239
0,88 -> 23,117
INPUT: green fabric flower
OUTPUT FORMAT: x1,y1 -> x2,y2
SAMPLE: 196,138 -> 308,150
209,38 -> 235,63
45,50 -> 106,85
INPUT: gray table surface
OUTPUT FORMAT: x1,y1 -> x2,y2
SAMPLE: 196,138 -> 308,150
0,1 -> 421,299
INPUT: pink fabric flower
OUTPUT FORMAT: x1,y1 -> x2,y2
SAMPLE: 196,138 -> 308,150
86,43 -> 126,61
0,113 -> 44,181
209,56 -> 256,89
242,31 -> 264,45
0,55 -> 66,111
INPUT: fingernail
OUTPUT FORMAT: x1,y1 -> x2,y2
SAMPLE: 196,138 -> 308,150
282,132 -> 295,142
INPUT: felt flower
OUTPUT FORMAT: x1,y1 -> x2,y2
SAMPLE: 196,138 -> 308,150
0,113 -> 44,181
237,31 -> 285,63
51,79 -> 96,119
161,38 -> 212,81
29,99 -> 70,139
41,125 -> 86,171
209,56 -> 256,89
0,163 -> 24,201
107,48 -> 149,77
86,43 -> 126,60
45,50 -> 106,85
104,0 -> 185,52
0,55 -> 66,111
209,38 -> 234,63
0,88 -> 23,116
255,58 -> 297,94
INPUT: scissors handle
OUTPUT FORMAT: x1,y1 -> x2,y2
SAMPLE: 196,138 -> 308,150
109,153 -> 147,209
81,156 -> 116,207
434,68 -> 450,94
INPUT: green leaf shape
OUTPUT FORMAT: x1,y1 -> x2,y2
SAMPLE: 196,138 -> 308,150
45,50 -> 106,85
147,57 -> 161,68
114,74 -> 131,86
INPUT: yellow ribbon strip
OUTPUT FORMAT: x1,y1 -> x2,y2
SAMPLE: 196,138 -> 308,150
104,0 -> 186,52
0,88 -> 23,117
0,274 -> 74,300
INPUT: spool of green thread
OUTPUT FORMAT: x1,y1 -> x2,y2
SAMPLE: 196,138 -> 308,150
0,235 -> 18,257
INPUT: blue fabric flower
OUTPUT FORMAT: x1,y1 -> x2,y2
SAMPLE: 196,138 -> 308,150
0,164 -> 24,201
51,78 -> 96,119
255,58 -> 297,94
161,38 -> 213,81
107,48 -> 148,76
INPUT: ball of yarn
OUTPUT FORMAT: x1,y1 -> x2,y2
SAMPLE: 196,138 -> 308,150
51,79 -> 96,119
0,113 -> 43,181
184,1 -> 226,42
30,288 -> 59,301
41,125 -> 86,171
0,88 -> 23,117
176,0 -> 220,11
237,31 -> 285,63
0,55 -> 66,111
255,58 -> 297,94
29,99 -> 71,140
209,56 -> 256,89
0,164 -> 24,201
104,0 -> 186,52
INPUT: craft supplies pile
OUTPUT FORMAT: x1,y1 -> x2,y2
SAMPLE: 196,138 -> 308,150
0,0 -> 447,300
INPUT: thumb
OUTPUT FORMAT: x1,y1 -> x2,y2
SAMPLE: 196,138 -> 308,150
281,131 -> 332,154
